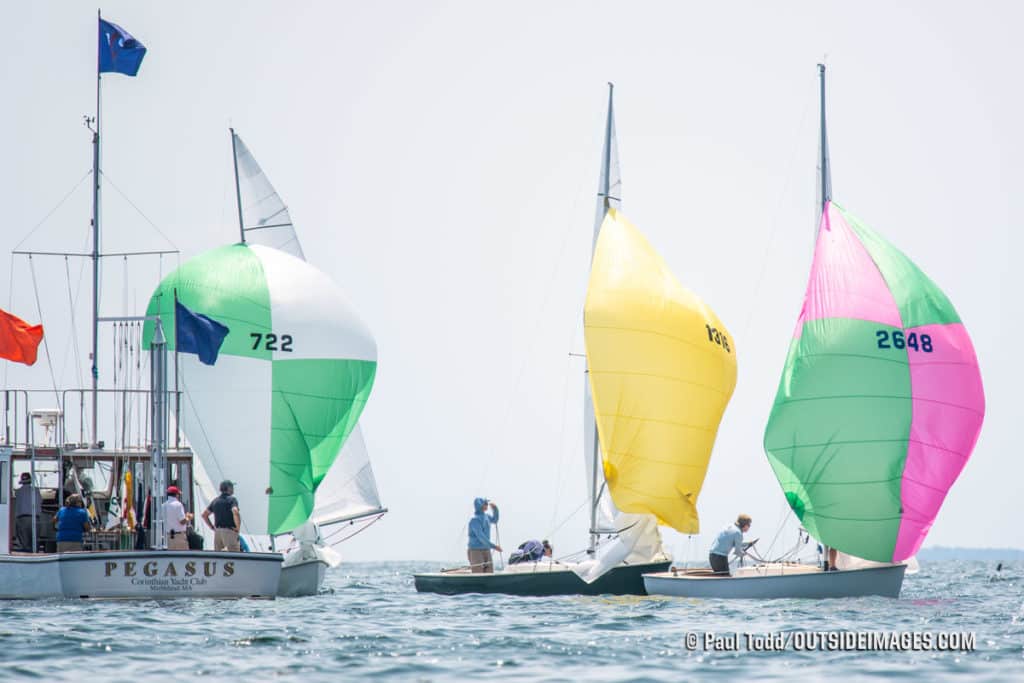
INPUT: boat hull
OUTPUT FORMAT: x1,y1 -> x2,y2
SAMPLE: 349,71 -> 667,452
414,560 -> 671,596
642,563 -> 907,599
0,550 -> 282,599
277,557 -> 328,597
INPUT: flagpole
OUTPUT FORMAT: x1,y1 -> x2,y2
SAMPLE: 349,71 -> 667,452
91,8 -> 102,447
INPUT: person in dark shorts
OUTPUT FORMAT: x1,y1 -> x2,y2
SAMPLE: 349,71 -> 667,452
708,514 -> 752,575
201,480 -> 241,551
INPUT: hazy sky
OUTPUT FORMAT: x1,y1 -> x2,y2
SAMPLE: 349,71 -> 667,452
3,2 -> 1020,561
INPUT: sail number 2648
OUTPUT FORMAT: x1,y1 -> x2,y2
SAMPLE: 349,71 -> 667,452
876,330 -> 933,353
705,325 -> 731,353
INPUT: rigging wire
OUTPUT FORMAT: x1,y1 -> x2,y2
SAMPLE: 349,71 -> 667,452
13,169 -> 93,252
27,255 -> 62,408
100,171 -> 179,251
62,256 -> 86,390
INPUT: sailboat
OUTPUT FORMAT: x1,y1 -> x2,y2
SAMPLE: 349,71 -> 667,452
414,84 -> 737,596
143,129 -> 384,597
643,64 -> 985,599
230,130 -> 387,596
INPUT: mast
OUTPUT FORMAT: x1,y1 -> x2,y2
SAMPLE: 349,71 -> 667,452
817,63 -> 833,571
149,318 -> 168,548
817,63 -> 832,216
587,82 -> 615,554
230,128 -> 246,243
90,9 -> 103,447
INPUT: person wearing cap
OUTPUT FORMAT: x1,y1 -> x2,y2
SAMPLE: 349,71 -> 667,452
13,472 -> 42,552
467,497 -> 501,573
202,480 -> 241,551
162,485 -> 193,550
708,514 -> 753,576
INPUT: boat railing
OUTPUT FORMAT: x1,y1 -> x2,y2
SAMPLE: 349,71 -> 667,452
1,387 -> 185,452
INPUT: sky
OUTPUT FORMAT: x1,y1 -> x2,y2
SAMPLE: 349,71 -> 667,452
2,2 -> 1021,562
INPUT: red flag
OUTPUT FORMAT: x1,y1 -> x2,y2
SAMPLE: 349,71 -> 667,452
0,309 -> 43,365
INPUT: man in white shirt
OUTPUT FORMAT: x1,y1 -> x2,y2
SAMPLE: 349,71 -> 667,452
162,486 -> 192,550
709,514 -> 752,575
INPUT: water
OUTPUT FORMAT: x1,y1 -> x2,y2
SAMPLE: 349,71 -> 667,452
0,560 -> 1020,681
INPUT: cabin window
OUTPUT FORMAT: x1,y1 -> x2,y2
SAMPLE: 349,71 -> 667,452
0,461 -> 6,503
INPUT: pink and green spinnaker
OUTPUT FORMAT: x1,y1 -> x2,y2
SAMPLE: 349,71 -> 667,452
763,201 -> 984,563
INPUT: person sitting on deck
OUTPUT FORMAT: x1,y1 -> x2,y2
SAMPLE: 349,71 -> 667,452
509,539 -> 542,564
467,497 -> 501,573
54,494 -> 93,553
708,514 -> 752,576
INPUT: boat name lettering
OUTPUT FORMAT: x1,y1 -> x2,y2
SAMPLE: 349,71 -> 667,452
250,332 -> 293,352
875,330 -> 933,353
104,560 -> 236,579
705,324 -> 731,353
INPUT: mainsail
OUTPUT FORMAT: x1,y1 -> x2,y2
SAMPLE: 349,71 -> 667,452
143,243 -> 377,536
584,208 -> 738,533
310,425 -> 384,527
231,129 -> 304,260
763,201 -> 985,563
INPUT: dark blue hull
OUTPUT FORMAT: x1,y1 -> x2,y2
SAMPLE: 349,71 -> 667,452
413,560 -> 672,596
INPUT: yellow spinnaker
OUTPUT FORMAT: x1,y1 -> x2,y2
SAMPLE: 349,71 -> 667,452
584,208 -> 737,533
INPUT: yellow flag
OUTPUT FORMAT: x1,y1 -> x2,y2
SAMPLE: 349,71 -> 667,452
584,208 -> 737,533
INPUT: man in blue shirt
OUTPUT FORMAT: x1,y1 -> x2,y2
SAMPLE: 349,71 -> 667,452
709,514 -> 752,575
467,497 -> 501,573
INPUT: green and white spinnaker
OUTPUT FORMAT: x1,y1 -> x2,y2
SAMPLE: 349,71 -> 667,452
143,242 -> 376,536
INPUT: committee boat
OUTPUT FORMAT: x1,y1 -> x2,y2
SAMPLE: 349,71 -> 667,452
643,65 -> 984,600
415,84 -> 737,596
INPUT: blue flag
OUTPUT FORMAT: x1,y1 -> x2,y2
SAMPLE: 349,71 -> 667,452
175,301 -> 229,366
98,19 -> 147,76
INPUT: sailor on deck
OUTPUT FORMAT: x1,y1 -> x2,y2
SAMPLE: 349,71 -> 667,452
467,497 -> 502,573
162,486 -> 193,550
13,472 -> 42,553
709,514 -> 752,575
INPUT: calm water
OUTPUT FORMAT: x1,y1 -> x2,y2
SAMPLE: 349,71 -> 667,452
0,560 -> 1020,681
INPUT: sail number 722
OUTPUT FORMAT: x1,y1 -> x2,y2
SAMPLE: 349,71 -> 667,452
876,330 -> 933,353
250,333 -> 293,352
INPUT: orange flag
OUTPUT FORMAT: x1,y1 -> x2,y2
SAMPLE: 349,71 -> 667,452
0,309 -> 43,365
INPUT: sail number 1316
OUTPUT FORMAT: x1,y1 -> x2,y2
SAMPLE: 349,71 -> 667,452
705,325 -> 731,353
876,330 -> 933,353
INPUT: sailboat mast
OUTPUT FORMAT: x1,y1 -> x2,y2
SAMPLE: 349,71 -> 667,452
90,9 -> 103,447
587,82 -> 615,553
817,63 -> 832,215
230,128 -> 246,243
817,63 -> 833,571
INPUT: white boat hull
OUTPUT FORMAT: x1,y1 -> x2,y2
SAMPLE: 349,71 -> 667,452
277,557 -> 328,597
643,563 -> 906,599
0,551 -> 282,599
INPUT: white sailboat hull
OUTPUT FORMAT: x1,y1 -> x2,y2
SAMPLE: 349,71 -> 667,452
0,551 -> 282,599
643,563 -> 906,599
277,556 -> 328,597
